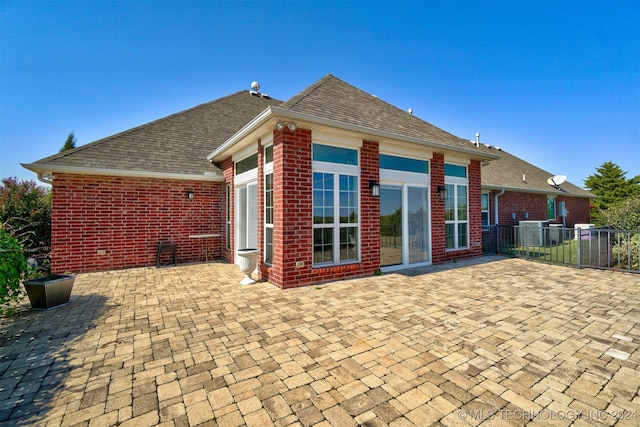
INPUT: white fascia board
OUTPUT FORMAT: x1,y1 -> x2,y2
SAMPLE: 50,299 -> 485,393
21,163 -> 224,183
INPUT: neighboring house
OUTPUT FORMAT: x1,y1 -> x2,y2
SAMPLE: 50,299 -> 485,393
478,145 -> 594,228
30,74 -> 577,288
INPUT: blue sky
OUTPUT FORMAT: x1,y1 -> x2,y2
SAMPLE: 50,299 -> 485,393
2,1 -> 639,189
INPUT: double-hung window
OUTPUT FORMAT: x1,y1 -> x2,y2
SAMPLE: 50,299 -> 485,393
481,193 -> 490,229
312,143 -> 359,265
547,196 -> 556,220
445,163 -> 469,250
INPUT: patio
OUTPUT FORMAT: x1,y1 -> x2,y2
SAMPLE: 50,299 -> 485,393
0,256 -> 639,426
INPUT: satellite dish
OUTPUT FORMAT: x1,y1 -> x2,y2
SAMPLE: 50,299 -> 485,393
547,175 -> 567,187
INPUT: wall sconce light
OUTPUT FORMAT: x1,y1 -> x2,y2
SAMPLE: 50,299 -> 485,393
276,121 -> 297,132
511,212 -> 516,220
369,180 -> 380,197
437,185 -> 447,201
186,191 -> 194,200
524,212 -> 529,219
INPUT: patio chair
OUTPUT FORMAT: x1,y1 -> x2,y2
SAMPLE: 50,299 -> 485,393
156,241 -> 177,267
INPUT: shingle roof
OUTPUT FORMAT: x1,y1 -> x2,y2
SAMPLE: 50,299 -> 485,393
280,74 -> 485,153
481,145 -> 594,198
28,91 -> 280,176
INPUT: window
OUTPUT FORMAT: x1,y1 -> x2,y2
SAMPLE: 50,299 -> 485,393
445,164 -> 468,250
236,153 -> 258,175
380,154 -> 428,174
313,144 -> 358,165
264,173 -> 274,263
547,196 -> 556,220
313,172 -> 359,265
481,193 -> 490,228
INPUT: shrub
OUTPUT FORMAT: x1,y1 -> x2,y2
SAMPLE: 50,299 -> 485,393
611,234 -> 639,271
0,227 -> 29,314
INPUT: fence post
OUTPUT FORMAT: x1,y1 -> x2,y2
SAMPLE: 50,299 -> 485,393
576,227 -> 582,269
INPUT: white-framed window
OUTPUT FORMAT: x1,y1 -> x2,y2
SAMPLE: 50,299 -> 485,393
481,193 -> 490,228
444,163 -> 468,250
547,196 -> 556,220
225,184 -> 231,250
312,143 -> 360,266
264,143 -> 274,264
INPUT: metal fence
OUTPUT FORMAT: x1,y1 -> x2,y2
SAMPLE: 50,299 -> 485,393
487,224 -> 639,273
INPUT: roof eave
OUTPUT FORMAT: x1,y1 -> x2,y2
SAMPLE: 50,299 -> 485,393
208,106 -> 501,162
21,163 -> 225,183
481,184 -> 594,198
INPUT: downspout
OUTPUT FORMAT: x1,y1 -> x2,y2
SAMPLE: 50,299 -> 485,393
494,188 -> 505,225
37,172 -> 54,185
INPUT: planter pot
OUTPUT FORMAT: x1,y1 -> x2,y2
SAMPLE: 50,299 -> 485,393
23,274 -> 75,310
236,249 -> 258,285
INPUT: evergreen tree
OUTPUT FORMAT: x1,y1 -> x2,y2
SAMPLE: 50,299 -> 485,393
60,132 -> 76,152
584,161 -> 640,225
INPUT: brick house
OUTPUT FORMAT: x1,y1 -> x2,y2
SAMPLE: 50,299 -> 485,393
478,146 -> 594,228
24,74 -> 588,288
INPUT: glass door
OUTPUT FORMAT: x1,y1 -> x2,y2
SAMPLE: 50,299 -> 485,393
380,184 -> 430,269
236,182 -> 258,251
380,185 -> 403,267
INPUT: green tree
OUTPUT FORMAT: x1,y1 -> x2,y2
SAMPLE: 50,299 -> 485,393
60,132 -> 76,152
0,227 -> 28,314
584,161 -> 640,226
0,178 -> 51,256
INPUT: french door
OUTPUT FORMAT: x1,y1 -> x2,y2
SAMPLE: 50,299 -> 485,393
236,182 -> 258,253
380,184 -> 430,269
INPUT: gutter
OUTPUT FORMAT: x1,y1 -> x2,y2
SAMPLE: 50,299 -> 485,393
21,163 -> 225,184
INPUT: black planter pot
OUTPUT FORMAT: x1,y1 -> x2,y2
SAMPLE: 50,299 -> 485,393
23,274 -> 75,310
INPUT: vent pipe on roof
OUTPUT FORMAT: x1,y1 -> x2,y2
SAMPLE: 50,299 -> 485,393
475,132 -> 480,147
408,108 -> 413,115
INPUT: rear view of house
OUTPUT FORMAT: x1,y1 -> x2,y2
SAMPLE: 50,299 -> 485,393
25,75 -> 593,288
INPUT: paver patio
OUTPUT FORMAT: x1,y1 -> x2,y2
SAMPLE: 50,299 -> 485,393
0,256 -> 639,426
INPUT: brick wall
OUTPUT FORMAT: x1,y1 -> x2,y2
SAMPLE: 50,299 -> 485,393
487,190 -> 591,227
50,174 -> 223,273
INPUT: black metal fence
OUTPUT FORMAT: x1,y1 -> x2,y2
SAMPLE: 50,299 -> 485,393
485,224 -> 639,273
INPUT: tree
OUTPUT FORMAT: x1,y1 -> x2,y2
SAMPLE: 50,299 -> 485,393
0,227 -> 28,314
60,132 -> 76,152
584,161 -> 640,226
0,178 -> 51,256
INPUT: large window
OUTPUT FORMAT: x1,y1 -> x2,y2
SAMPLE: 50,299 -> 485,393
445,164 -> 468,250
225,184 -> 231,250
264,144 -> 274,264
312,143 -> 359,266
481,193 -> 490,228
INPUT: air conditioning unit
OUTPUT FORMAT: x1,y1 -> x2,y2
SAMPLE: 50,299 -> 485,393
518,220 -> 550,246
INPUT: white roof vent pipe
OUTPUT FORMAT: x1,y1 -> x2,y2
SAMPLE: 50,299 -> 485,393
249,81 -> 270,98
475,132 -> 480,147
408,108 -> 413,115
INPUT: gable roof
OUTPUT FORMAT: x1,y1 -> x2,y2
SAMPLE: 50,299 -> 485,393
23,91 -> 280,180
209,74 -> 500,162
481,145 -> 594,198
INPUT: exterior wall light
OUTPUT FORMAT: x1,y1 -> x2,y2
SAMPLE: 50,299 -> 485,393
369,180 -> 380,197
187,191 -> 194,200
437,185 -> 447,201
275,121 -> 297,132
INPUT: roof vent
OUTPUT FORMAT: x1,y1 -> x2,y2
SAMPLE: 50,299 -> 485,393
408,108 -> 413,115
475,132 -> 480,147
249,81 -> 270,99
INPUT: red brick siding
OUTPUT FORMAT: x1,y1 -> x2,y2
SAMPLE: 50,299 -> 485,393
487,190 -> 591,227
221,158 -> 234,263
50,174 -> 223,273
431,154 -> 446,263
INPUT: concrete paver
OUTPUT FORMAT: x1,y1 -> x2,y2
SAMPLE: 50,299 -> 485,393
0,256 -> 639,426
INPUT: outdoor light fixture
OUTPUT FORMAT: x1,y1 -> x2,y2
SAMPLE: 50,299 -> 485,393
275,121 -> 297,132
369,180 -> 380,197
437,185 -> 447,201
187,191 -> 194,200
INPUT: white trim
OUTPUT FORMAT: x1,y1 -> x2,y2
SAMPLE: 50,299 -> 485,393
234,169 -> 258,185
261,132 -> 274,148
313,132 -> 362,149
379,143 -> 433,161
313,161 -> 359,175
21,163 -> 224,182
232,143 -> 258,162
444,155 -> 471,165
380,169 -> 430,185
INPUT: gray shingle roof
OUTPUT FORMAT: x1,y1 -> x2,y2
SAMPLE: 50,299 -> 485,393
28,91 -> 280,176
481,146 -> 594,197
280,74 -> 484,153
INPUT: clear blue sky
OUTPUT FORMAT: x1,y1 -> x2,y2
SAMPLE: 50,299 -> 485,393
2,1 -> 638,189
